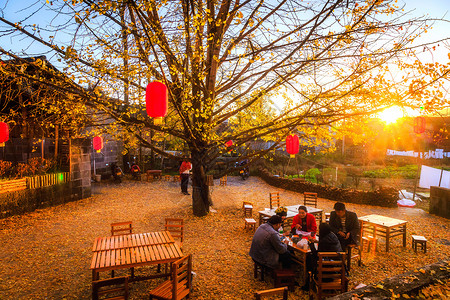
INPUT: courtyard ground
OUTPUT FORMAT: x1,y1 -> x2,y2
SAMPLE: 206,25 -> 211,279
0,176 -> 449,299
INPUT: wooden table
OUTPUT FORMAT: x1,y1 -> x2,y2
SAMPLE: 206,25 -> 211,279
258,205 -> 323,226
90,231 -> 183,281
358,214 -> 407,252
146,170 -> 162,180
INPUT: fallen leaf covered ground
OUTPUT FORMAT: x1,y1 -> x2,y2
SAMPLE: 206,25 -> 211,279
0,176 -> 449,299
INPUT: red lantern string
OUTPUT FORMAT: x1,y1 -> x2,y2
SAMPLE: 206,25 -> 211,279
93,136 -> 103,153
286,134 -> 299,158
0,122 -> 9,147
146,81 -> 168,125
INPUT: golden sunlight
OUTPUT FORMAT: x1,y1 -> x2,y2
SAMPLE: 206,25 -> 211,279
377,106 -> 405,124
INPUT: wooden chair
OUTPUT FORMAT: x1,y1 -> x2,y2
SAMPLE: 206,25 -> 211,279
164,175 -> 171,181
244,218 -> 257,232
242,201 -> 253,217
346,244 -> 361,271
110,221 -> 133,236
269,192 -> 281,209
303,192 -> 318,208
149,254 -> 192,300
92,276 -> 129,300
220,175 -> 227,186
310,252 -> 348,300
165,218 -> 184,247
255,287 -> 288,300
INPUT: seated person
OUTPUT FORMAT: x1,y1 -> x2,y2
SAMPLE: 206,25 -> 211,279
249,215 -> 292,270
329,202 -> 360,249
302,223 -> 342,290
291,205 -> 317,236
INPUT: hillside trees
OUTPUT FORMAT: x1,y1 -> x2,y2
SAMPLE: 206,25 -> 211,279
0,0 -> 448,215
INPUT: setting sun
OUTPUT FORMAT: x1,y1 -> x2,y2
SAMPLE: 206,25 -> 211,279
377,106 -> 405,124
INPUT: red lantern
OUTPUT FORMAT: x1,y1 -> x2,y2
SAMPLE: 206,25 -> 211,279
93,136 -> 103,153
414,116 -> 426,134
286,134 -> 299,158
225,140 -> 233,152
0,122 -> 9,147
146,81 -> 168,125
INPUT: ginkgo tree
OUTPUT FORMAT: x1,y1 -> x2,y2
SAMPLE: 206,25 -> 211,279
0,0 -> 448,216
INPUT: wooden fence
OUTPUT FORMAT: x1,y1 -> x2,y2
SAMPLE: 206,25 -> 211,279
0,172 -> 70,194
0,178 -> 27,194
27,172 -> 70,189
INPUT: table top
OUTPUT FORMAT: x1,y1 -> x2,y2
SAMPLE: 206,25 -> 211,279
92,231 -> 175,251
258,205 -> 323,217
90,231 -> 183,271
90,242 -> 183,271
147,170 -> 162,173
359,214 -> 407,227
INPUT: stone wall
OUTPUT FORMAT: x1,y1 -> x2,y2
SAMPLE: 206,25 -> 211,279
430,186 -> 450,219
258,168 -> 398,207
70,139 -> 92,199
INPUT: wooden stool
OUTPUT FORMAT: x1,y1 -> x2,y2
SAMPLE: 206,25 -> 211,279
273,269 -> 296,292
325,213 -> 330,224
220,176 -> 227,186
173,175 -> 180,182
164,175 -> 171,181
362,235 -> 378,252
244,218 -> 257,232
412,235 -> 427,253
253,260 -> 272,281
346,244 -> 361,271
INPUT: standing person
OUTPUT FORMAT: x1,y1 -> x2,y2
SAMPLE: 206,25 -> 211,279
329,202 -> 360,249
249,215 -> 292,270
179,156 -> 192,195
291,205 -> 317,236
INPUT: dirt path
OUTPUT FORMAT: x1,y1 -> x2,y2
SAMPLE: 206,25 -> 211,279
0,177 -> 449,299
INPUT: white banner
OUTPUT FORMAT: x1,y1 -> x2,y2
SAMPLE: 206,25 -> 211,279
419,165 -> 450,189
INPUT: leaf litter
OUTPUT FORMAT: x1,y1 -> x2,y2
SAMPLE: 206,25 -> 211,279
0,177 -> 449,299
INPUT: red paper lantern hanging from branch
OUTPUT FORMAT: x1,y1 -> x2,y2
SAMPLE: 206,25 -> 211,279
146,81 -> 168,125
286,134 -> 299,158
225,140 -> 233,152
0,122 -> 9,147
414,116 -> 426,134
93,136 -> 103,153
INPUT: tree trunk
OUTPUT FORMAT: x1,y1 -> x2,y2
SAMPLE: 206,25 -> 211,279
191,150 -> 212,217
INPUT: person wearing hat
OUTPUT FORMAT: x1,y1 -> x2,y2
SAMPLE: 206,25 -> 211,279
249,215 -> 292,270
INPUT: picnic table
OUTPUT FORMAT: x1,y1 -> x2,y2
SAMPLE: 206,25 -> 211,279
90,231 -> 183,281
359,214 -> 407,252
258,205 -> 323,226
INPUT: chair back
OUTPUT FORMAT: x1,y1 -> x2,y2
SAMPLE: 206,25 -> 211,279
110,221 -> 133,236
172,254 -> 192,300
92,276 -> 129,300
165,218 -> 184,246
311,252 -> 347,299
269,192 -> 281,209
255,287 -> 288,300
303,192 -> 318,208
242,201 -> 253,217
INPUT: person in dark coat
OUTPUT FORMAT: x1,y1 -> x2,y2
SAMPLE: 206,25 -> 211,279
329,202 -> 360,249
249,215 -> 292,269
302,223 -> 343,291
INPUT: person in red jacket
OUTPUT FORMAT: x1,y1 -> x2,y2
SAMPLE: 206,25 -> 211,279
179,157 -> 192,195
291,205 -> 317,236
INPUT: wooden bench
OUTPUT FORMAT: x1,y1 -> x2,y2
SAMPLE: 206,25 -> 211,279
412,235 -> 427,253
0,178 -> 27,194
146,170 -> 162,181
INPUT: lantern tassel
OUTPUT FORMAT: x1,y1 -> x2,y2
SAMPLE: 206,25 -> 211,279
290,154 -> 295,158
153,117 -> 163,125
0,142 -> 4,147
